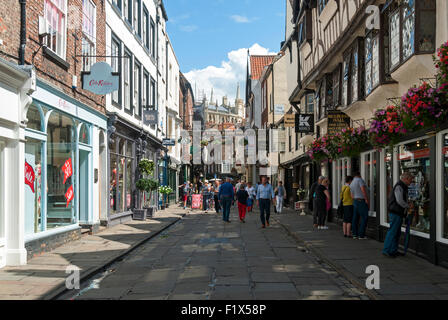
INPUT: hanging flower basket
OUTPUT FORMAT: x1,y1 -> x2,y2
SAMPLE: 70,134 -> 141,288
308,136 -> 329,163
369,105 -> 407,149
339,127 -> 370,158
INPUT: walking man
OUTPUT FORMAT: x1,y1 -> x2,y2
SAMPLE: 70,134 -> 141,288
310,176 -> 325,228
383,172 -> 414,257
219,177 -> 234,223
256,176 -> 276,228
350,172 -> 370,239
274,181 -> 286,214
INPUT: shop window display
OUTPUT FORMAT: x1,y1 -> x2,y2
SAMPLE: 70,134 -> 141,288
25,138 -> 43,234
46,111 -> 76,229
443,134 -> 448,239
398,139 -> 430,233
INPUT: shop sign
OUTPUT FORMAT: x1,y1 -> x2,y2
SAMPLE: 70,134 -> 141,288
191,194 -> 202,209
65,185 -> 74,207
62,158 -> 73,184
274,104 -> 285,115
25,161 -> 35,193
327,111 -> 351,136
284,114 -> 296,127
143,110 -> 158,126
296,113 -> 314,133
83,62 -> 119,95
162,139 -> 175,146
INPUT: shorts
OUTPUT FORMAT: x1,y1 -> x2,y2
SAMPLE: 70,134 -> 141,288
183,195 -> 188,202
343,205 -> 354,223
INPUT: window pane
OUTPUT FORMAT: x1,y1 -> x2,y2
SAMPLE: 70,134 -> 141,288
385,148 -> 393,223
372,35 -> 380,87
342,56 -> 349,107
418,11 -> 436,52
46,111 -> 76,229
79,124 -> 89,144
27,105 -> 42,131
126,158 -> 133,210
390,11 -> 400,68
25,138 -> 43,234
397,139 -> 430,233
402,9 -> 415,61
351,47 -> 358,103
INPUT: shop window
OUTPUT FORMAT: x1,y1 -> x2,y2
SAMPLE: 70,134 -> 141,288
397,139 -> 431,234
26,105 -> 42,131
46,111 -> 76,229
443,134 -> 448,239
126,141 -> 133,211
44,0 -> 67,59
362,151 -> 378,214
386,0 -> 436,72
143,6 -> 149,49
79,123 -> 89,145
25,138 -> 43,234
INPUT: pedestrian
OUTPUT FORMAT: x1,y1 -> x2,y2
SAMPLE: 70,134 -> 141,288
274,181 -> 286,214
246,182 -> 255,212
213,180 -> 221,213
341,176 -> 354,237
350,172 -> 370,240
219,177 -> 234,223
183,181 -> 190,209
310,176 -> 325,228
202,181 -> 210,211
315,177 -> 331,230
256,176 -> 276,228
382,172 -> 415,258
236,184 -> 249,223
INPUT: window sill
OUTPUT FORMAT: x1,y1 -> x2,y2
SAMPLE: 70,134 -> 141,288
43,47 -> 70,70
124,107 -> 133,116
112,101 -> 122,110
110,2 -> 122,17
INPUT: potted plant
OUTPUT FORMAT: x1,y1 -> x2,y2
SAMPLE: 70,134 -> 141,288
134,159 -> 157,220
158,185 -> 173,209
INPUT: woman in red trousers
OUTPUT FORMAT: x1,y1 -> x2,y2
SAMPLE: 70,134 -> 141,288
236,184 -> 249,223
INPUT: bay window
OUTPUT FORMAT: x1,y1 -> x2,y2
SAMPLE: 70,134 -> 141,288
82,0 -> 96,72
44,0 -> 67,59
386,0 -> 436,71
365,31 -> 380,96
342,38 -> 364,107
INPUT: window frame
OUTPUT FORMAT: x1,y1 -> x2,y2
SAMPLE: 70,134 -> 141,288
342,38 -> 364,107
143,5 -> 149,50
133,0 -> 141,37
364,29 -> 380,97
134,59 -> 142,119
82,0 -> 96,72
150,17 -> 156,59
111,33 -> 122,108
44,0 -> 68,60
123,47 -> 133,115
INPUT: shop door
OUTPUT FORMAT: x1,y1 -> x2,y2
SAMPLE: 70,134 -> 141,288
79,149 -> 91,223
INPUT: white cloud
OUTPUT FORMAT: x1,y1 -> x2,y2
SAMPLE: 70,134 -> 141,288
184,43 -> 276,104
230,15 -> 258,23
180,25 -> 198,32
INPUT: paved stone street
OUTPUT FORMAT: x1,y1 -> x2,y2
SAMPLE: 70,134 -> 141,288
63,206 -> 369,300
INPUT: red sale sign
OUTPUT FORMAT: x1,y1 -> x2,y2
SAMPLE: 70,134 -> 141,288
62,158 -> 73,184
65,185 -> 74,207
24,161 -> 35,193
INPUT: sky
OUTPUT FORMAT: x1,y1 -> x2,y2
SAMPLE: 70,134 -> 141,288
163,0 -> 285,104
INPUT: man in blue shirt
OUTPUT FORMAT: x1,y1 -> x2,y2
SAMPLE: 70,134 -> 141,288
256,176 -> 276,228
219,177 -> 234,222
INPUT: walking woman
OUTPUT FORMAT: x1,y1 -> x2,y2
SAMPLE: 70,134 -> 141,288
236,184 -> 249,223
316,177 -> 331,230
341,176 -> 354,237
246,182 -> 255,212
213,180 -> 221,213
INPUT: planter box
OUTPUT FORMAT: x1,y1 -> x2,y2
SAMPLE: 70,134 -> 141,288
132,209 -> 146,221
145,207 -> 154,218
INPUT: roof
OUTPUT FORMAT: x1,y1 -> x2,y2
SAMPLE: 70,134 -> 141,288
250,55 -> 276,80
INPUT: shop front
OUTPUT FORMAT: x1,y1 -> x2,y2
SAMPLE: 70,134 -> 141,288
24,80 -> 107,258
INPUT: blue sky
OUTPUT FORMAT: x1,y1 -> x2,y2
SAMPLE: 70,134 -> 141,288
164,0 -> 285,103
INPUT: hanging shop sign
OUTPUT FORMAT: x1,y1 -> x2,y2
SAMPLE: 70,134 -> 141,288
62,158 -> 73,184
284,114 -> 296,127
274,104 -> 285,115
143,109 -> 158,126
24,161 -> 35,193
162,139 -> 176,146
82,62 -> 119,95
327,111 -> 351,136
65,185 -> 74,207
296,113 -> 314,133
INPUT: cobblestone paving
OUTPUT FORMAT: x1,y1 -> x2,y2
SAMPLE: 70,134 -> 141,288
66,207 -> 370,300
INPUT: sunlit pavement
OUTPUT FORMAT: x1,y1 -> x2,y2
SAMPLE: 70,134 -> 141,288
67,205 -> 369,300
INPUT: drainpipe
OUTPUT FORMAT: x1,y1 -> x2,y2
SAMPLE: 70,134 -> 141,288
19,0 -> 27,65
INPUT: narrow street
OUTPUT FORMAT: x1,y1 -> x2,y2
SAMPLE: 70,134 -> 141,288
62,206 -> 369,300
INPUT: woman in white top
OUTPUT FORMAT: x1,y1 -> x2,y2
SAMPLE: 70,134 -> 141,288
246,182 -> 256,212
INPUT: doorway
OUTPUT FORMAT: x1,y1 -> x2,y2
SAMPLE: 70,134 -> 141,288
79,149 -> 91,223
